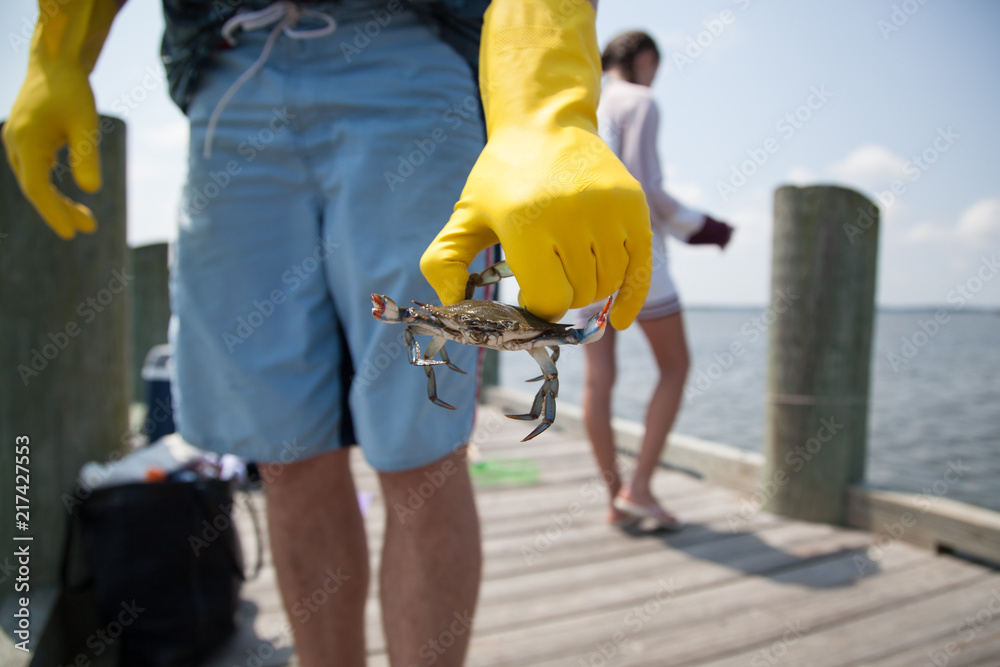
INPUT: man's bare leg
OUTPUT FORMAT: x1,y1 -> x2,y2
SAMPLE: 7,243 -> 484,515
265,448 -> 369,667
378,448 -> 481,666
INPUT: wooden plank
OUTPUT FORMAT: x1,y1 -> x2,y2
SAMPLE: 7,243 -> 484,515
848,485 -> 1000,566
479,509 -> 786,598
425,523 -> 884,665
866,625 -> 1000,667
474,525 -> 869,634
483,386 -> 765,494
523,543 -> 933,667
364,487 -> 767,601
214,404 -> 1000,667
483,390 -> 1000,564
692,570 -> 999,667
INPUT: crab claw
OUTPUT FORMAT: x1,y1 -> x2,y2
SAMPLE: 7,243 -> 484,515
371,294 -> 402,323
575,296 -> 612,344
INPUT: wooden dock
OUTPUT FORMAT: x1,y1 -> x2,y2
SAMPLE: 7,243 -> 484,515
207,405 -> 1000,666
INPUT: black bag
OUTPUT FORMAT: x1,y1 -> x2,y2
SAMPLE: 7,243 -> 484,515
62,478 -> 261,666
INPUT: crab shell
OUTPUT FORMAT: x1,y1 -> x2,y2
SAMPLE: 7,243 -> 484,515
374,297 -> 608,352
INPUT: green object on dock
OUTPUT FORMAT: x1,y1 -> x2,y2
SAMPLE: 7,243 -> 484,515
469,459 -> 540,487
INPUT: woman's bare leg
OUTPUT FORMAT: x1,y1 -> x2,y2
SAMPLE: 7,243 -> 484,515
582,327 -> 627,521
620,312 -> 690,515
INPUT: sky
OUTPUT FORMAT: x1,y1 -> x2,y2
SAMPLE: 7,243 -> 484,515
1,0 -> 998,308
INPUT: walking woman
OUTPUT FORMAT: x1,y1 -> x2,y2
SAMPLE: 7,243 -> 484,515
583,30 -> 733,530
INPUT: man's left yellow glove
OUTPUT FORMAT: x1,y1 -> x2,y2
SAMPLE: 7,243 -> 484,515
420,0 -> 652,329
2,0 -> 119,239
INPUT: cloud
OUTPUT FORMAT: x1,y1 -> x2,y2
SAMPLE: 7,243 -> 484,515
902,221 -> 948,244
901,197 -> 1000,247
956,197 -> 1000,244
828,144 -> 908,191
784,165 -> 818,185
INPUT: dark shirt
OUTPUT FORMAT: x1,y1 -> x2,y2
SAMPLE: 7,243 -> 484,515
160,0 -> 490,111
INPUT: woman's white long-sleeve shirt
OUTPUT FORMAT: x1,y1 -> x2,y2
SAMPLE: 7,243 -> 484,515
597,77 -> 704,241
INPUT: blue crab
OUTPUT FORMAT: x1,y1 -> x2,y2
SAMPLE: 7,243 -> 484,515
371,261 -> 611,441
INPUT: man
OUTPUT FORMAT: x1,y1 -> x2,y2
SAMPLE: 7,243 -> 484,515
3,0 -> 651,664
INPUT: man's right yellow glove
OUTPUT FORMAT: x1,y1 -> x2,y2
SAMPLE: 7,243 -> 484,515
2,0 -> 119,239
420,0 -> 652,329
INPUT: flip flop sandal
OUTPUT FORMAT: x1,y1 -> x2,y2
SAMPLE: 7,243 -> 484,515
613,496 -> 685,532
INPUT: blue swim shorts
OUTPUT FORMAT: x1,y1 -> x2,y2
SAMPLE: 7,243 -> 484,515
169,2 -> 489,471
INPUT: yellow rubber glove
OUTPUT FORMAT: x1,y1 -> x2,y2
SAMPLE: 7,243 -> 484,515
420,0 -> 652,329
2,0 -> 119,239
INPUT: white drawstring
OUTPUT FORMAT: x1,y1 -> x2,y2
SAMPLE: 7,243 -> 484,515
203,1 -> 338,158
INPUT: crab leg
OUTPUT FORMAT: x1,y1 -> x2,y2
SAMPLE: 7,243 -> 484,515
424,336 -> 466,375
465,260 -> 515,299
507,346 -> 559,441
404,329 -> 445,367
526,346 -> 559,382
403,330 -> 463,410
424,364 -> 457,411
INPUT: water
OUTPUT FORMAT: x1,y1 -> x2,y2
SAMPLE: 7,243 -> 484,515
499,309 -> 1000,512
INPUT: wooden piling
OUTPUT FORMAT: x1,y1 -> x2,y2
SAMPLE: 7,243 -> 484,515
0,116 -> 129,589
480,349 -> 500,399
130,242 -> 171,401
762,185 -> 880,525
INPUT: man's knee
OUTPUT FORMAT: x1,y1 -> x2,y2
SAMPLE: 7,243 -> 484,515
264,448 -> 352,495
380,449 -> 472,517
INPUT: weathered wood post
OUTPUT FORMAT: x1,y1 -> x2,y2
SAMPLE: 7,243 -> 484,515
130,242 -> 171,401
479,348 -> 500,400
762,185 -> 879,525
0,117 -> 129,605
